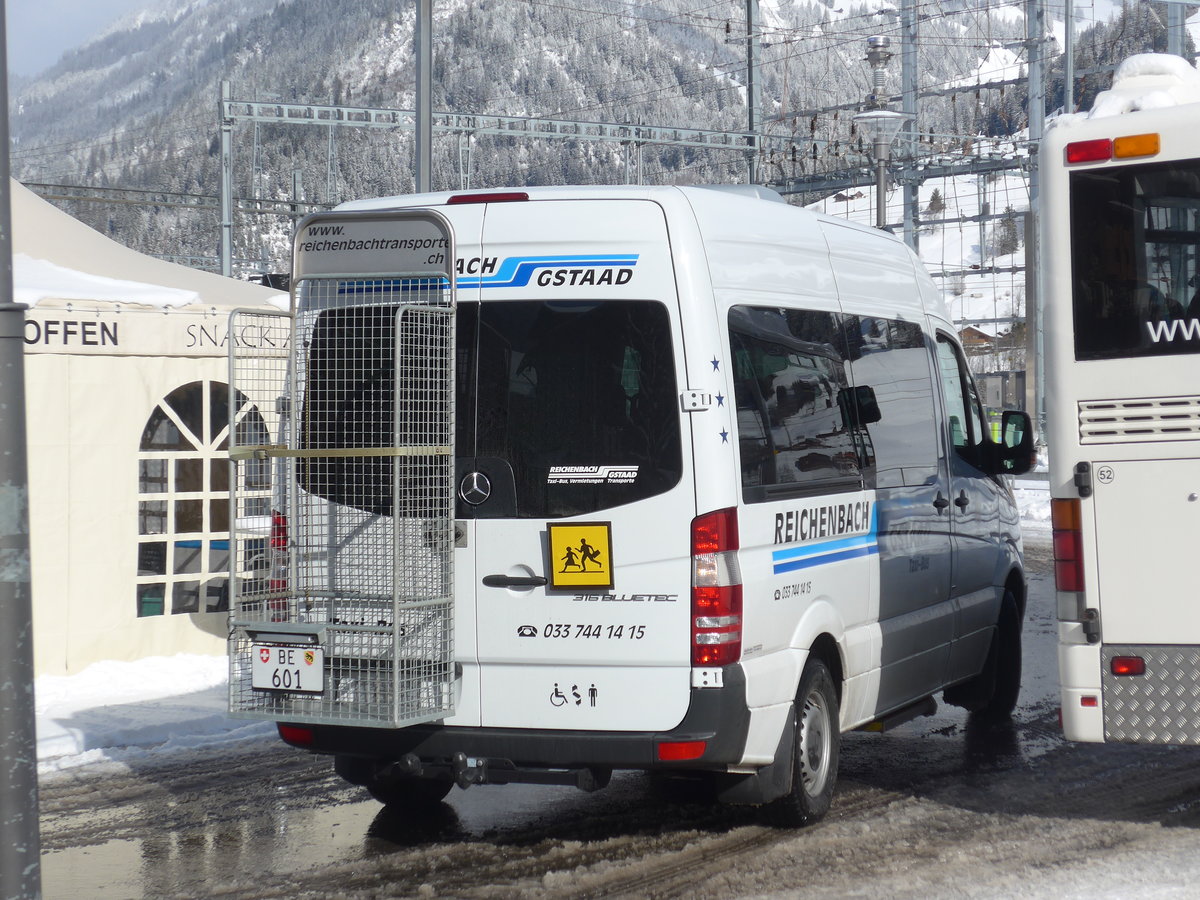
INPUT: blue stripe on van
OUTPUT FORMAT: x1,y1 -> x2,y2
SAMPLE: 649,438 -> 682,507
333,256 -> 639,293
770,505 -> 879,574
772,540 -> 878,574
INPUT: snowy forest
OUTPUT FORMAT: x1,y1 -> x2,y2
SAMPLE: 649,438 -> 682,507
6,0 -> 1191,274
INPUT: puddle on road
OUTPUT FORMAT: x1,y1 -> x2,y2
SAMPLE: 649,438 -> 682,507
41,797 -> 385,899
41,778 -> 617,898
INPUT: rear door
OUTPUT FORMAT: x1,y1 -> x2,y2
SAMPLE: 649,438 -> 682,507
455,198 -> 697,732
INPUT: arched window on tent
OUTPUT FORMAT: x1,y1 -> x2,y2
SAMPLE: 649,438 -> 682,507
135,380 -> 271,617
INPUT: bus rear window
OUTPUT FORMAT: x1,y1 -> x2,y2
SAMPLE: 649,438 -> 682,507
1070,159 -> 1200,360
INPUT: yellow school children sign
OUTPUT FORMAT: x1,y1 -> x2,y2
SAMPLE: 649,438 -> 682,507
547,522 -> 614,590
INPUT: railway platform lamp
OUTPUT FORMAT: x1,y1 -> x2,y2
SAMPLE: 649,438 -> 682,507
855,37 -> 908,230
854,108 -> 909,230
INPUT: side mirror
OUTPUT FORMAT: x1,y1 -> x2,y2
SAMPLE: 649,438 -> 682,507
837,385 -> 882,426
998,410 -> 1035,476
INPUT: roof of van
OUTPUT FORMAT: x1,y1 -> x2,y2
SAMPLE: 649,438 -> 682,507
334,183 -> 893,240
335,183 -> 773,210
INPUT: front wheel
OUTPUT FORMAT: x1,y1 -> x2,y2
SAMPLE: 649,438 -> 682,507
943,588 -> 1023,719
765,657 -> 840,827
973,590 -> 1022,720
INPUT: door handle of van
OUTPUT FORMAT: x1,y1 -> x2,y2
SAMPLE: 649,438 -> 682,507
954,491 -> 970,509
933,492 -> 950,513
482,574 -> 548,588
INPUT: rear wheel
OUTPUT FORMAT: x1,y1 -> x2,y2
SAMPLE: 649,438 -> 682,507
365,775 -> 453,807
765,658 -> 840,827
335,755 -> 454,807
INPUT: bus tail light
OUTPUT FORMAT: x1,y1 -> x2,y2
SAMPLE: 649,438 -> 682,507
1051,498 -> 1085,593
1111,656 -> 1146,677
1065,139 -> 1112,164
691,508 -> 742,667
1066,133 -> 1160,164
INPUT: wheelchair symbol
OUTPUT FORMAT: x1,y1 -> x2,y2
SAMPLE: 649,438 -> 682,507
550,683 -> 567,707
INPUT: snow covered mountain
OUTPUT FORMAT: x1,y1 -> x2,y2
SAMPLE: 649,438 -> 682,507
4,0 -> 1187,282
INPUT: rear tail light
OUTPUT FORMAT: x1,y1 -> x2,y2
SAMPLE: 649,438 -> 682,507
691,508 -> 742,667
1065,133 -> 1160,164
656,740 -> 707,761
1111,656 -> 1146,677
277,723 -> 314,746
1051,498 -> 1084,593
1065,138 -> 1112,164
268,510 -> 289,621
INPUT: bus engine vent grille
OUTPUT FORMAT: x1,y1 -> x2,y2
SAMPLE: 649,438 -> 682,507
1078,396 -> 1200,444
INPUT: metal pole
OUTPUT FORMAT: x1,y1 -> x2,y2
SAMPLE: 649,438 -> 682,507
1168,2 -> 1185,59
415,0 -> 433,193
291,168 -> 303,223
1026,0 -> 1046,430
0,2 -> 43,895
875,141 -> 888,230
219,80 -> 233,278
901,0 -> 919,250
1064,0 -> 1074,113
746,0 -> 760,183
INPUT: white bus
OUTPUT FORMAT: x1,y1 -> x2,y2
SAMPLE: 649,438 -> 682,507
1043,54 -> 1200,743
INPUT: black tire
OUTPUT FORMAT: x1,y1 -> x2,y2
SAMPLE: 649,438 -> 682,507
365,774 -> 454,807
973,590 -> 1022,720
943,588 -> 1022,717
334,755 -> 453,807
765,658 -> 840,827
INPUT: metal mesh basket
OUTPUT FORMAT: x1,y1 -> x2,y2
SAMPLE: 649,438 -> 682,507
228,276 -> 456,728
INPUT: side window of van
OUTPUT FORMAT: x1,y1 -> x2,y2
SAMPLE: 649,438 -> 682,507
935,334 -> 989,466
841,316 -> 941,490
728,306 -> 861,502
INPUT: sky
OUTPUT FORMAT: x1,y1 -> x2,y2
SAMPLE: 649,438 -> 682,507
5,0 -> 159,78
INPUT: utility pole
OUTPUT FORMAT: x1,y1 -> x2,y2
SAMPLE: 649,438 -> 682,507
219,80 -> 234,277
415,0 -> 433,193
1064,0 -> 1074,113
1165,1 -> 1188,60
0,1 -> 43,895
901,0 -> 919,250
746,0 -> 761,183
1026,0 -> 1046,427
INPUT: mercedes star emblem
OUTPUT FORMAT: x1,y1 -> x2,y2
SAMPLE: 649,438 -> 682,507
459,471 -> 492,506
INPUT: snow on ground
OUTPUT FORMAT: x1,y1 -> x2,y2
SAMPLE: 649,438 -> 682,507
33,480 -> 1053,774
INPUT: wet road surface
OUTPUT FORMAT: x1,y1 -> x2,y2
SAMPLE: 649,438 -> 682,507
39,536 -> 1200,898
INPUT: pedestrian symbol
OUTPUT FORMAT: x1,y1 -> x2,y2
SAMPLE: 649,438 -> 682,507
547,521 -> 614,589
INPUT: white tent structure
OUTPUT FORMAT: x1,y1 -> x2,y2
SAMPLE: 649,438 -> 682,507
13,181 -> 287,677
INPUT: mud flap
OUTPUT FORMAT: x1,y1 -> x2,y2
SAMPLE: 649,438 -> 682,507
716,703 -> 795,806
